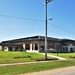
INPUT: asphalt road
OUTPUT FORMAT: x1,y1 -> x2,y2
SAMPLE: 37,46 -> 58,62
53,70 -> 75,75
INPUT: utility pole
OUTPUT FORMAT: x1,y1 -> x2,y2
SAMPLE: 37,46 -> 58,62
57,38 -> 59,56
44,0 -> 53,60
45,0 -> 47,60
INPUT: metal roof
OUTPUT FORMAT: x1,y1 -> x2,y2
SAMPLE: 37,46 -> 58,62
1,36 -> 75,43
1,36 -> 59,43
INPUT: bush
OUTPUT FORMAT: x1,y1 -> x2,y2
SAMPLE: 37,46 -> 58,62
14,56 -> 31,59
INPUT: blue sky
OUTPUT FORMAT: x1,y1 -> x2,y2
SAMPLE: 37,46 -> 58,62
0,0 -> 75,42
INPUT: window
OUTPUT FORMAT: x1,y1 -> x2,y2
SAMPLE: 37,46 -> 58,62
70,48 -> 73,52
9,47 -> 13,51
26,44 -> 30,50
63,47 -> 68,52
66,47 -> 68,51
63,47 -> 65,51
35,43 -> 38,50
40,44 -> 44,50
15,47 -> 19,51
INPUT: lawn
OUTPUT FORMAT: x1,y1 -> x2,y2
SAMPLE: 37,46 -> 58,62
49,52 -> 75,59
0,51 -> 46,64
0,51 -> 56,64
0,51 -> 75,64
0,60 -> 75,75
0,51 -> 75,75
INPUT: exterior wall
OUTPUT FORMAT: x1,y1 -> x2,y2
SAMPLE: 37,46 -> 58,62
62,46 -> 68,52
68,45 -> 75,52
3,45 -> 23,51
62,44 -> 75,52
48,41 -> 56,50
47,41 -> 62,52
0,46 -> 2,50
12,47 -> 15,51
30,43 -> 32,50
1,37 -> 75,53
37,40 -> 62,52
39,41 -> 45,49
22,43 -> 26,51
22,41 -> 40,52
4,46 -> 9,51
61,40 -> 75,52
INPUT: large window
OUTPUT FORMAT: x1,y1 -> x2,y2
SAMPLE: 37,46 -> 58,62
15,47 -> 19,51
35,43 -> 38,50
26,44 -> 30,50
40,44 -> 44,50
62,47 -> 68,52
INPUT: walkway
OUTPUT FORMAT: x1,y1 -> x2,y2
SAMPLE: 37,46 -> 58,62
0,61 -> 51,67
40,53 -> 67,60
0,60 -> 63,67
0,59 -> 67,67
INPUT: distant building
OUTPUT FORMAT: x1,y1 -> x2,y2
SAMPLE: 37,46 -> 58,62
1,36 -> 75,52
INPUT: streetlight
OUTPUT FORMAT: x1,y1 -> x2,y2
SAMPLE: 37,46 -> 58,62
44,0 -> 53,60
48,18 -> 52,20
47,0 -> 53,3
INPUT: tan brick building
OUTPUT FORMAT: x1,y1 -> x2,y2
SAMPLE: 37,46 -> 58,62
1,36 -> 75,52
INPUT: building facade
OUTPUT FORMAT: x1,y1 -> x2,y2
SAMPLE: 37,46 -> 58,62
0,43 -> 2,50
1,36 -> 75,52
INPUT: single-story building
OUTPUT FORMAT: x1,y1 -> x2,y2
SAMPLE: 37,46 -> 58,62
1,36 -> 75,52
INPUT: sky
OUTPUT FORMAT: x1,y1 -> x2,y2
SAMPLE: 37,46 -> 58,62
0,0 -> 75,42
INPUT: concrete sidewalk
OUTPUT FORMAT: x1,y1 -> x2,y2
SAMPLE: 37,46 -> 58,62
0,59 -> 67,67
0,61 -> 50,67
40,53 -> 67,60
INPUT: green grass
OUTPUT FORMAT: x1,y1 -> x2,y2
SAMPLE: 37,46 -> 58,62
0,51 -> 46,64
49,52 -> 75,59
0,60 -> 75,75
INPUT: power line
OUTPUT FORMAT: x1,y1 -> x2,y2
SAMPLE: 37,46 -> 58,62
0,14 -> 44,22
48,22 -> 75,35
31,6 -> 43,26
0,14 -> 75,35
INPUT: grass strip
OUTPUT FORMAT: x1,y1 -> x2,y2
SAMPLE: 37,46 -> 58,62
0,60 -> 75,75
